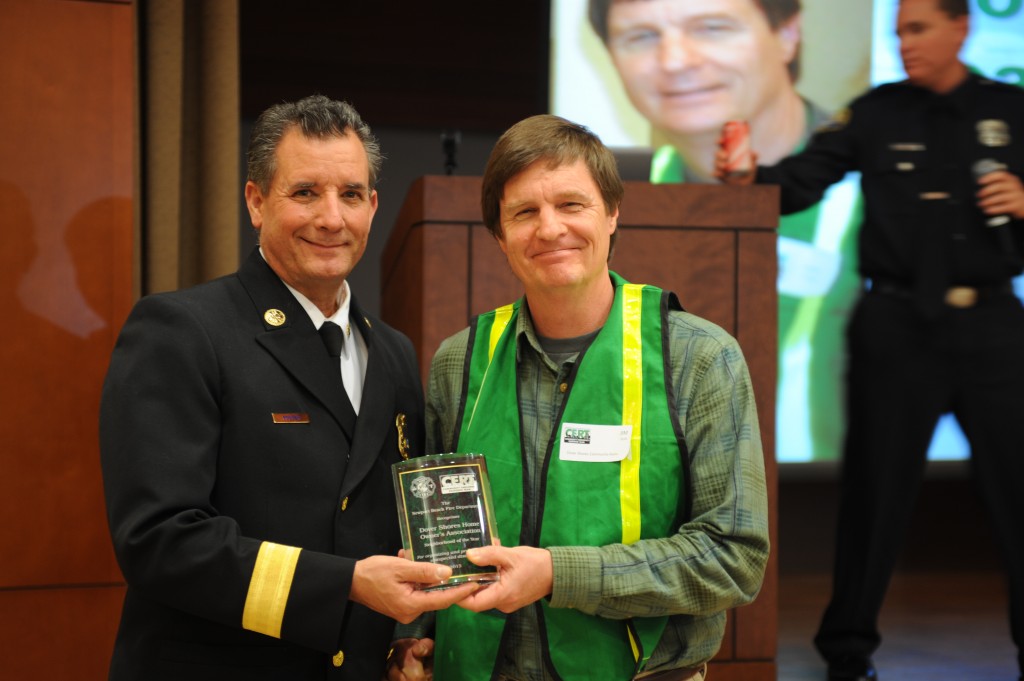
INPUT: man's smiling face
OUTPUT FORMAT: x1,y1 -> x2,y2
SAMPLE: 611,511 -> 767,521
607,0 -> 799,137
245,127 -> 378,307
497,159 -> 617,296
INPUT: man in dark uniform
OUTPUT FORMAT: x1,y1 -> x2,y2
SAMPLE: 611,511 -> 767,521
717,0 -> 1024,679
100,95 -> 476,681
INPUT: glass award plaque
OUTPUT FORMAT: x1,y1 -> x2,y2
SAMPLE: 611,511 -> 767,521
392,453 -> 500,590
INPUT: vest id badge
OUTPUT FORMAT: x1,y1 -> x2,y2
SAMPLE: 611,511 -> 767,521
559,423 -> 632,462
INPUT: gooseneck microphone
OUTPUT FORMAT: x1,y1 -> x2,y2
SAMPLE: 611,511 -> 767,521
441,130 -> 461,176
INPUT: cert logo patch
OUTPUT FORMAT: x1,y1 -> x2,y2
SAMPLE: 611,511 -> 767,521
409,476 -> 436,499
563,427 -> 591,445
440,473 -> 479,494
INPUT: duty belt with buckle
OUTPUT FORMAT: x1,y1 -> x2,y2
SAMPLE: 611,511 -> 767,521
869,279 -> 1014,309
944,287 -> 979,308
943,283 -> 1014,308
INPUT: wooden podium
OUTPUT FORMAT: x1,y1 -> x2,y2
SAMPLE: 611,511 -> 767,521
381,175 -> 778,681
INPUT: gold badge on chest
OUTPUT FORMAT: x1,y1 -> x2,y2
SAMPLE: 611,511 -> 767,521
977,119 -> 1010,147
263,309 -> 286,327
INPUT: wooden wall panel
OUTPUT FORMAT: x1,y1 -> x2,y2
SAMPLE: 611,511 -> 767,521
0,586 -> 126,679
735,230 -> 780,660
470,229 -> 521,319
0,0 -> 135,677
614,228 -> 737,328
423,225 -> 472,381
707,661 -> 778,680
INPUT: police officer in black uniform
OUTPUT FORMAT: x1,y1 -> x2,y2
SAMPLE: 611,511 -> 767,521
716,0 -> 1024,679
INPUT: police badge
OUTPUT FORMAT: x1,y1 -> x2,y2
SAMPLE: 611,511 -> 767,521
977,119 -> 1010,147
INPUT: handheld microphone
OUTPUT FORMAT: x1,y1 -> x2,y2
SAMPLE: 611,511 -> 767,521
972,159 -> 1011,227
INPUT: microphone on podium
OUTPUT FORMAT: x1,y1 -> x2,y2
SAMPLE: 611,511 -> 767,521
442,129 -> 461,176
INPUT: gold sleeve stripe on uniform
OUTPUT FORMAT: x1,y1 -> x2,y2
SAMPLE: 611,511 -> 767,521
242,541 -> 301,638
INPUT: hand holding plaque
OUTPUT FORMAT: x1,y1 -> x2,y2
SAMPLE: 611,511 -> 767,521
392,453 -> 500,590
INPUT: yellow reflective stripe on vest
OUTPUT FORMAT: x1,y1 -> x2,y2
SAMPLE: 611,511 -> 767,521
466,304 -> 516,433
621,284 -> 644,545
627,625 -> 642,664
242,541 -> 301,638
488,304 -> 515,362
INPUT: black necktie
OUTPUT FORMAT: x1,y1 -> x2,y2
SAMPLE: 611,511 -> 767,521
318,321 -> 356,436
319,320 -> 345,359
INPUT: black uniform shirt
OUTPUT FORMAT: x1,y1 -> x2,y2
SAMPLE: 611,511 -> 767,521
759,72 -> 1024,288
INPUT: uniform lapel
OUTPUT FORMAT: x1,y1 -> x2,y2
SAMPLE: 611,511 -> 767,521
237,249 -> 356,442
340,297 -> 396,498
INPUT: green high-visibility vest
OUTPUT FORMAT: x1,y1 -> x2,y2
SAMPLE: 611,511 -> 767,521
435,273 -> 688,680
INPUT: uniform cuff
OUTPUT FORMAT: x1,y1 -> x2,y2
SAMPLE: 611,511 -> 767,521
548,546 -> 603,614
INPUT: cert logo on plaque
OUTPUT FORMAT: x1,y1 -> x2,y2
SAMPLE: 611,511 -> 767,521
392,453 -> 500,590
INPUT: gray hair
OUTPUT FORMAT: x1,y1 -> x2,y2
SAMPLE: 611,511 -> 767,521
246,94 -> 382,193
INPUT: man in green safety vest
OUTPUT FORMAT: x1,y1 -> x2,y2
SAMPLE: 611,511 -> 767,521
386,114 -> 769,681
